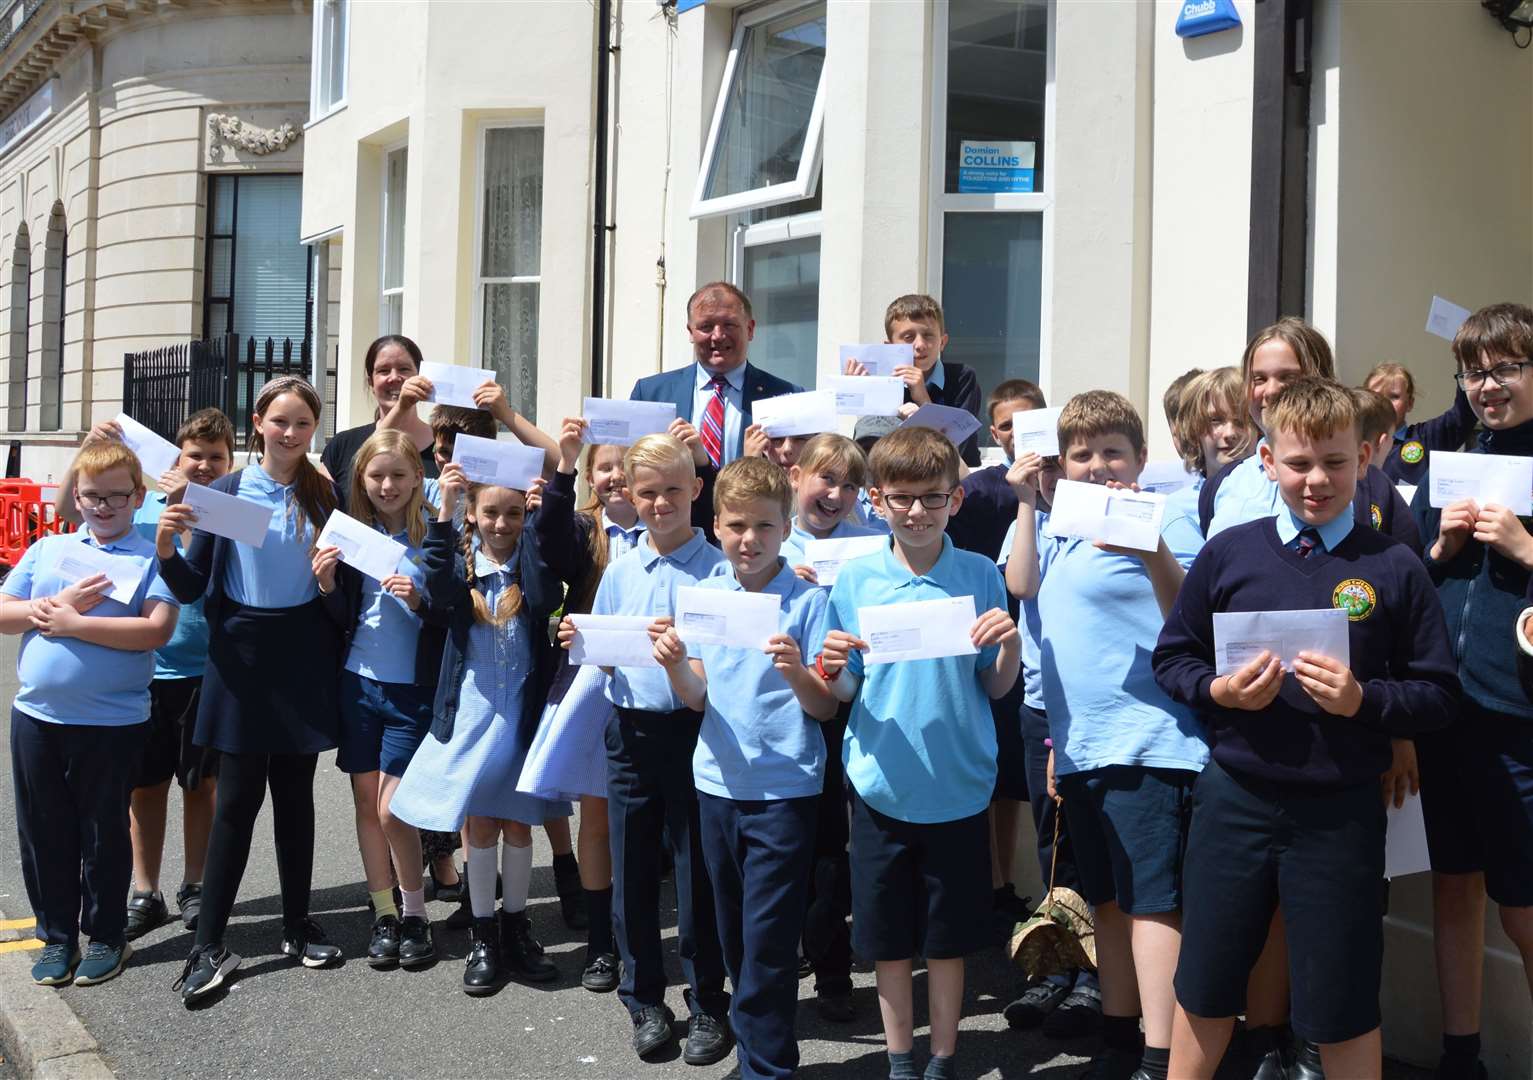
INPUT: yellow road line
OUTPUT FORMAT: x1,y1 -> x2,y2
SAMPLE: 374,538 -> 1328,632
0,917 -> 37,931
0,939 -> 43,954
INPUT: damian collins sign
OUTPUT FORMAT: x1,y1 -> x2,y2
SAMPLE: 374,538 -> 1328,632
0,80 -> 54,158
958,140 -> 1035,194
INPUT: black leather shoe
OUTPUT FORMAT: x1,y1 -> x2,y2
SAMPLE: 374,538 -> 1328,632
814,987 -> 855,1022
280,919 -> 342,968
582,951 -> 619,993
1004,977 -> 1073,1029
125,890 -> 168,941
175,883 -> 202,931
1078,1047 -> 1142,1080
462,917 -> 501,995
367,915 -> 401,968
397,915 -> 435,968
499,909 -> 557,983
632,1004 -> 676,1059
1289,1039 -> 1324,1080
1044,982 -> 1103,1039
1435,1055 -> 1489,1080
683,1011 -> 732,1066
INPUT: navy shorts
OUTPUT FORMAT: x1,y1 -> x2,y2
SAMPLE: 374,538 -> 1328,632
848,789 -> 991,961
1175,759 -> 1386,1044
337,669 -> 434,777
1055,764 -> 1195,915
990,682 -> 1029,802
1418,700 -> 1533,906
136,676 -> 219,791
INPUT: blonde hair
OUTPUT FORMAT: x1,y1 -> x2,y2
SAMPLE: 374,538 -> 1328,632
74,441 -> 144,491
1263,377 -> 1358,444
1058,390 -> 1145,457
868,426 -> 959,490
1162,368 -> 1205,429
1175,367 -> 1252,472
348,429 -> 434,548
1351,387 -> 1397,445
569,442 -> 624,615
1363,362 -> 1415,405
623,433 -> 694,479
463,484 -> 526,627
1242,317 -> 1335,382
883,293 -> 945,338
794,434 -> 867,490
713,456 -> 792,518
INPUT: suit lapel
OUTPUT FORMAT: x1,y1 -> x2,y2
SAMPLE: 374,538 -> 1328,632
673,367 -> 695,423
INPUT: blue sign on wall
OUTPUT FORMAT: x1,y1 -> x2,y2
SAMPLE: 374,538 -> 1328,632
677,0 -> 706,11
1175,0 -> 1241,38
957,140 -> 1035,194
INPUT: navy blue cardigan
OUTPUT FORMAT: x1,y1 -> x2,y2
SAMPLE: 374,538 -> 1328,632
320,544 -> 453,688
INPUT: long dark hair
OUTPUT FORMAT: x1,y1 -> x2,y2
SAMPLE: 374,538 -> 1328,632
249,375 -> 337,547
364,334 -> 424,380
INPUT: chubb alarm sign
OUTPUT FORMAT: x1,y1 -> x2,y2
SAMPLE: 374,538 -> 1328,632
957,140 -> 1035,193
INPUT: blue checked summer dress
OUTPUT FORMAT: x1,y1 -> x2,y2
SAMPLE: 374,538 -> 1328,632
390,552 -> 572,831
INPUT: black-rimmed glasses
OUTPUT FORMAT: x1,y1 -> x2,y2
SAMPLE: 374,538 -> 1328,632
881,490 -> 957,511
1455,361 -> 1530,391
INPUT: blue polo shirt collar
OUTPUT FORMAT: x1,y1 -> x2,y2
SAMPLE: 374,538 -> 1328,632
243,462 -> 290,496
81,528 -> 140,553
638,526 -> 711,569
1274,504 -> 1353,551
713,557 -> 797,596
925,360 -> 945,392
881,533 -> 958,592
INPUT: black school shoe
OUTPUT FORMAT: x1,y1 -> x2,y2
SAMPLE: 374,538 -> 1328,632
398,915 -> 435,968
1004,976 -> 1073,1028
175,883 -> 203,931
1044,981 -> 1103,1038
1436,1057 -> 1489,1080
174,943 -> 241,1004
683,1012 -> 733,1067
280,919 -> 342,968
499,909 -> 558,982
463,917 -> 501,995
1078,1046 -> 1142,1080
1289,1039 -> 1323,1080
367,914 -> 401,968
582,951 -> 619,993
632,1004 -> 676,1059
125,890 -> 168,941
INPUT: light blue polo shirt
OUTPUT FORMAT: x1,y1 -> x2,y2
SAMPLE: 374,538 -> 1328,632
1164,472 -> 1204,528
997,508 -> 1065,712
591,527 -> 725,711
855,489 -> 892,535
780,517 -> 882,571
691,559 -> 829,800
823,534 -> 1008,824
223,464 -> 321,608
4,528 -> 180,726
345,525 -> 428,684
1036,504 -> 1208,777
135,491 -> 209,679
1206,444 -> 1279,538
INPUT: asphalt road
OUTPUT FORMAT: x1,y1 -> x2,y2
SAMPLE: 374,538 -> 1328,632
0,633 -> 1432,1080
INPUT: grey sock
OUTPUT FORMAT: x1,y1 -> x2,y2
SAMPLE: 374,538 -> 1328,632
923,1053 -> 954,1080
888,1049 -> 919,1080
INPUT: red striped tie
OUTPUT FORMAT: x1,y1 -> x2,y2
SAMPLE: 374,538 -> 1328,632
700,374 -> 727,468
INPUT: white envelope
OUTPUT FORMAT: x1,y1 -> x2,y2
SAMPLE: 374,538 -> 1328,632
316,510 -> 408,583
859,595 -> 979,665
1429,450 -> 1532,515
902,404 -> 981,447
569,614 -> 660,668
1426,295 -> 1472,342
673,585 -> 782,650
1138,461 -> 1198,496
113,413 -> 182,481
184,483 -> 274,548
419,361 -> 496,410
1212,608 -> 1351,675
582,398 -> 676,446
840,343 -> 913,377
1045,479 -> 1167,552
751,390 -> 839,438
1011,406 -> 1063,458
823,375 -> 904,418
53,541 -> 145,605
1385,794 -> 1431,879
451,433 -> 545,490
803,534 -> 887,587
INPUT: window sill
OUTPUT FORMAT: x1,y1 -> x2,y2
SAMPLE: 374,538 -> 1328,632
304,103 -> 348,132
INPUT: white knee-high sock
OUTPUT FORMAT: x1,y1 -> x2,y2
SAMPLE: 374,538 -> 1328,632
501,841 -> 534,915
468,843 -> 498,919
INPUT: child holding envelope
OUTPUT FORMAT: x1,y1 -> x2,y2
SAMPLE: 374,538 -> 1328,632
1152,376 -> 1459,1080
651,457 -> 838,1080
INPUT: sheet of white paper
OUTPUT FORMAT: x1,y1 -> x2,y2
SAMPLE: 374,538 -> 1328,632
419,361 -> 496,410
859,595 -> 979,665
113,413 -> 182,480
751,390 -> 839,438
569,614 -> 658,668
673,586 -> 782,650
450,433 -> 545,490
1138,461 -> 1199,496
53,542 -> 144,605
1011,406 -> 1063,458
902,404 -> 981,448
1425,295 -> 1472,342
803,534 -> 887,587
1395,484 -> 1417,507
1429,450 -> 1532,515
823,375 -> 904,418
183,483 -> 274,548
1212,608 -> 1351,675
1385,794 -> 1431,879
582,398 -> 676,446
316,510 -> 408,583
840,343 -> 914,377
1045,479 -> 1167,552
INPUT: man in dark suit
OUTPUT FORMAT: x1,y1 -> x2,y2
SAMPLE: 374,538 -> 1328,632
630,282 -> 803,467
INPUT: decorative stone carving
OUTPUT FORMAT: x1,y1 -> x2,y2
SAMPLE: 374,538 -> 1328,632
206,113 -> 301,156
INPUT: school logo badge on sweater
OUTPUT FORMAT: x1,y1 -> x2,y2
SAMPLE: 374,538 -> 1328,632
1332,579 -> 1377,621
1369,503 -> 1383,531
1401,441 -> 1424,465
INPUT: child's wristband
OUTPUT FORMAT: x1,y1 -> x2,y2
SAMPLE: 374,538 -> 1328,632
814,652 -> 840,682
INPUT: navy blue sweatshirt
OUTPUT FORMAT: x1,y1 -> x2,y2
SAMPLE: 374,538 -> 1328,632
1153,517 -> 1460,788
1412,422 -> 1533,719
1382,389 -> 1477,485
913,360 -> 983,467
948,463 -> 1018,562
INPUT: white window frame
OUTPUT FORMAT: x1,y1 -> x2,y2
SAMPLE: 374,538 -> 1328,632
690,0 -> 828,220
309,0 -> 349,123
926,0 -> 1056,392
378,142 -> 407,336
729,210 -> 823,284
469,119 -> 545,380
